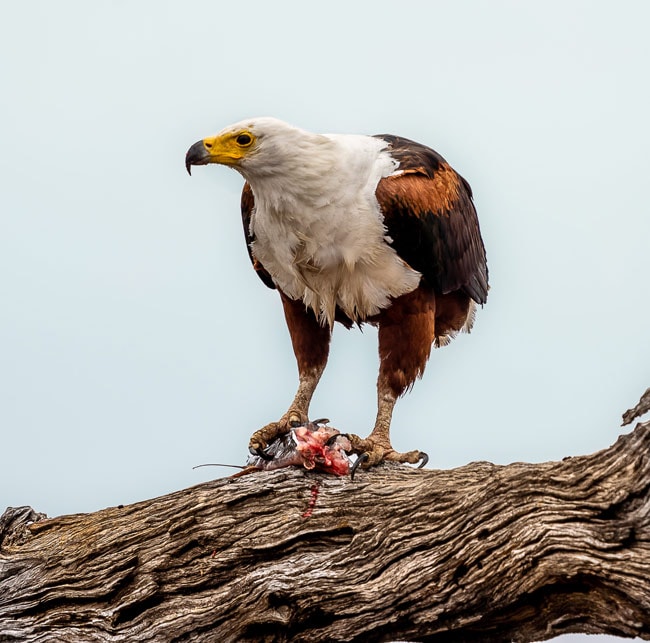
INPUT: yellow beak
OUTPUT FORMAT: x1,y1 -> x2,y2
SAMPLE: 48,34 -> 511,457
185,134 -> 246,175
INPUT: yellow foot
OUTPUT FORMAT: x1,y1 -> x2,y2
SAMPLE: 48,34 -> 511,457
248,409 -> 309,459
346,434 -> 428,479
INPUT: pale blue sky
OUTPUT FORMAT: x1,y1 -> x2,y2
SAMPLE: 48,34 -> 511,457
1,3 -> 648,640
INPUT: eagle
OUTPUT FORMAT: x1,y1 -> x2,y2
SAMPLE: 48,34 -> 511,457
186,117 -> 488,473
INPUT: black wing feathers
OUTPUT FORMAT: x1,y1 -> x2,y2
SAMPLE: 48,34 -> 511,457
240,182 -> 276,290
374,135 -> 488,305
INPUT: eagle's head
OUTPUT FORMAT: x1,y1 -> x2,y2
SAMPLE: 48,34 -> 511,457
185,117 -> 322,180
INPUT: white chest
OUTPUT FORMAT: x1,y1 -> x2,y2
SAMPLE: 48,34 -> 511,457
247,147 -> 421,325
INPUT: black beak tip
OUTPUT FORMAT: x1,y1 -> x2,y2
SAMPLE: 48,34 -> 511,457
185,140 -> 211,176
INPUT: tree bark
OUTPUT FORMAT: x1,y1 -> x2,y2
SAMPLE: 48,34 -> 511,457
1,406 -> 650,642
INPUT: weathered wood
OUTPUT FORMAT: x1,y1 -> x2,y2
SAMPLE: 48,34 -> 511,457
623,387 -> 650,426
2,417 -> 650,642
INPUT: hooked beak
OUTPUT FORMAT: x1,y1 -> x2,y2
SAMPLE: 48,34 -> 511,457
185,140 -> 210,176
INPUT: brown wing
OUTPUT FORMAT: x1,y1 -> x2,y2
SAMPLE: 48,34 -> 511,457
240,182 -> 276,290
374,134 -> 488,305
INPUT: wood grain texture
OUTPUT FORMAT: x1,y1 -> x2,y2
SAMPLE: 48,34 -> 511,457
2,418 -> 650,642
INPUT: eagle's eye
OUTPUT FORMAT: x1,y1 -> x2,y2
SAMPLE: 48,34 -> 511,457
236,133 -> 253,146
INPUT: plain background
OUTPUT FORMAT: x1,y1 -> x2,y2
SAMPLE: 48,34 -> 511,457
1,2 -> 648,641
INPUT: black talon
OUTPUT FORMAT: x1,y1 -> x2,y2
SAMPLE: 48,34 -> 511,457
350,453 -> 369,480
324,433 -> 341,447
311,418 -> 330,425
289,419 -> 303,428
249,445 -> 274,461
417,452 -> 429,469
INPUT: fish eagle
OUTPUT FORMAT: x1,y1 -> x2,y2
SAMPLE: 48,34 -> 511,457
186,117 -> 488,472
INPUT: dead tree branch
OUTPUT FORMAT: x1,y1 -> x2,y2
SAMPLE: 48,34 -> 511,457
1,409 -> 650,642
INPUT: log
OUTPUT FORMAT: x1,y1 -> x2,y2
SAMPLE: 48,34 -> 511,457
1,403 -> 650,642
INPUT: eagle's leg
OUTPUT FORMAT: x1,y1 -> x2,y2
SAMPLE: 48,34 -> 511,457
248,292 -> 331,458
347,287 -> 435,470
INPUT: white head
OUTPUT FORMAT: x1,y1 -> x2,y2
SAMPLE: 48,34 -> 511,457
185,117 -> 328,181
